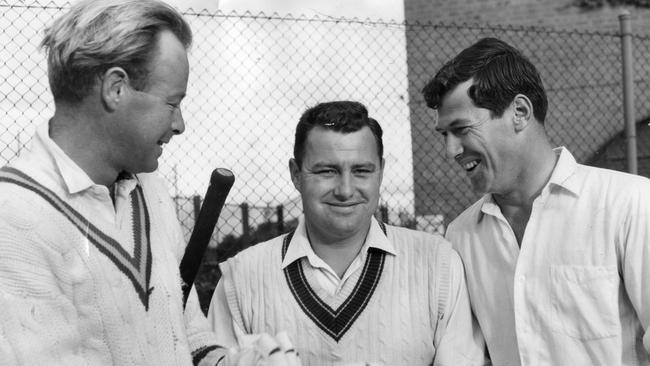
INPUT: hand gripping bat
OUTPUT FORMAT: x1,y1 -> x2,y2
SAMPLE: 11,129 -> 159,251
180,168 -> 235,308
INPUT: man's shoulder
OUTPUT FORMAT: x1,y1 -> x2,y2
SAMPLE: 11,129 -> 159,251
447,197 -> 487,234
385,224 -> 452,255
0,184 -> 45,229
223,233 -> 287,266
387,223 -> 447,241
576,163 -> 650,193
219,234 -> 288,287
0,168 -> 53,228
0,171 -> 78,254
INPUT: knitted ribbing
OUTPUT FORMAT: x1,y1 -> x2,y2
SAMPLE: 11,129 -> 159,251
222,224 -> 452,366
0,170 -> 220,365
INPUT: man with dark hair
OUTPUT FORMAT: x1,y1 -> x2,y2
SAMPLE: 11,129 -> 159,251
423,37 -> 650,365
208,101 -> 488,365
0,0 -> 298,364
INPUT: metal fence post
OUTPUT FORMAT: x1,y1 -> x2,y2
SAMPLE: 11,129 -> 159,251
276,204 -> 284,233
619,10 -> 637,175
240,203 -> 250,238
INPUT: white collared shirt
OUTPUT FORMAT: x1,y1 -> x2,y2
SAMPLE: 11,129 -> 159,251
447,147 -> 650,365
19,122 -> 138,226
280,216 -> 397,296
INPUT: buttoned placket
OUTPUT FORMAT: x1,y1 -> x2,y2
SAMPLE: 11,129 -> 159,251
510,187 -> 550,366
113,178 -> 138,252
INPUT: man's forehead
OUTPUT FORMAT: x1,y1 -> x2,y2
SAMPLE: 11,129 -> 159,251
305,126 -> 372,143
440,80 -> 473,109
435,80 -> 476,128
302,127 -> 380,160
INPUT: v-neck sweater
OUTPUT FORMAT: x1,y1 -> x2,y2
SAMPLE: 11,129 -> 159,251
218,221 -> 487,365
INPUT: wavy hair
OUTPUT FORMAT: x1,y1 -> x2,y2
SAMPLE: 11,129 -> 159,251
293,101 -> 384,167
422,37 -> 548,124
41,0 -> 192,103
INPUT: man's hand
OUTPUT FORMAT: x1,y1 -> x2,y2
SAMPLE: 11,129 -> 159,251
220,332 -> 301,366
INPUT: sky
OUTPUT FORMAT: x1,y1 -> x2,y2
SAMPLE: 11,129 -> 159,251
166,0 -> 404,21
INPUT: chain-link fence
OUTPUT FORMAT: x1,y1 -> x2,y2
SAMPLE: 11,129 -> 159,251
2,1 -> 650,310
406,22 -> 650,228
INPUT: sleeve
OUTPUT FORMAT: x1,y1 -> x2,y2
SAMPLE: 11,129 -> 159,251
0,194 -> 85,365
620,183 -> 650,354
212,259 -> 256,347
433,249 -> 490,366
146,174 -> 228,366
184,286 -> 228,366
207,280 -> 241,348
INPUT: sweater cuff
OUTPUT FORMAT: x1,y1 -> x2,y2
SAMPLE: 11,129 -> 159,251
192,344 -> 226,366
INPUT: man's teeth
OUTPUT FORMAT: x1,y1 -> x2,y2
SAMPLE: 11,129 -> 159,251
463,161 -> 479,171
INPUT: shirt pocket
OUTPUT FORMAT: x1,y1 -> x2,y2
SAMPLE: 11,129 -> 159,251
549,265 -> 620,340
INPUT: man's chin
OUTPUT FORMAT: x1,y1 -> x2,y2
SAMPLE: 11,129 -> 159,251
469,177 -> 489,195
329,216 -> 372,232
129,161 -> 159,175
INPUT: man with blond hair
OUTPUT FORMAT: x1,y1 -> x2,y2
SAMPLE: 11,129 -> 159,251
0,1 -> 299,365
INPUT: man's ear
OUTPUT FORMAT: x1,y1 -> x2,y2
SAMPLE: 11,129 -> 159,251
379,157 -> 385,186
512,94 -> 533,132
100,66 -> 129,111
289,158 -> 301,191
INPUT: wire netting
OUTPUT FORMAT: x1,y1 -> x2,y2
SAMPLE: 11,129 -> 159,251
2,1 -> 650,310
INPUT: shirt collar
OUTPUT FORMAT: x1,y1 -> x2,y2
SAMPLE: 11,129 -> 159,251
546,146 -> 580,196
34,121 -> 138,195
281,215 -> 397,269
479,146 -> 580,218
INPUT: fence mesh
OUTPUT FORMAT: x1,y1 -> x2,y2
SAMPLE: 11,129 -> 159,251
406,24 -> 650,227
2,1 -> 650,311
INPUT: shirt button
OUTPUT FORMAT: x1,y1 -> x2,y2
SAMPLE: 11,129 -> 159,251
517,275 -> 526,282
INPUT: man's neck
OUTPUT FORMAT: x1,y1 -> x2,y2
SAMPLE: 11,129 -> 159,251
49,108 -> 120,187
494,144 -> 558,210
306,222 -> 370,278
492,145 -> 558,246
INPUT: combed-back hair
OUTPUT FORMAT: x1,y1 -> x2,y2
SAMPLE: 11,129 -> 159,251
293,101 -> 384,167
422,37 -> 548,124
41,0 -> 192,103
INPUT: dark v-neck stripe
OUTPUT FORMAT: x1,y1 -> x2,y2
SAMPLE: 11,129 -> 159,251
282,222 -> 387,342
0,166 -> 153,309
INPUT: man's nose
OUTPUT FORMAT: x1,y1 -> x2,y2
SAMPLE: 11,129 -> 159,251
334,172 -> 354,199
172,108 -> 185,135
445,133 -> 463,159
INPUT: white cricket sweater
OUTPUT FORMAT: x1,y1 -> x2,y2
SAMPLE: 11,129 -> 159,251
0,123 -> 223,365
219,221 -> 487,365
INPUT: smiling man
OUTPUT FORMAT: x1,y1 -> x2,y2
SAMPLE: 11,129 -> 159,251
422,37 -> 650,365
208,101 -> 488,365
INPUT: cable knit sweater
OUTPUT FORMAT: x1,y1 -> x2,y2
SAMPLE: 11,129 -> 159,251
0,123 -> 224,365
217,218 -> 487,365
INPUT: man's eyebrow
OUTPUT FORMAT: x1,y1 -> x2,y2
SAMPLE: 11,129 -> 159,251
167,91 -> 186,101
435,119 -> 466,133
309,162 -> 336,168
352,162 -> 377,168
